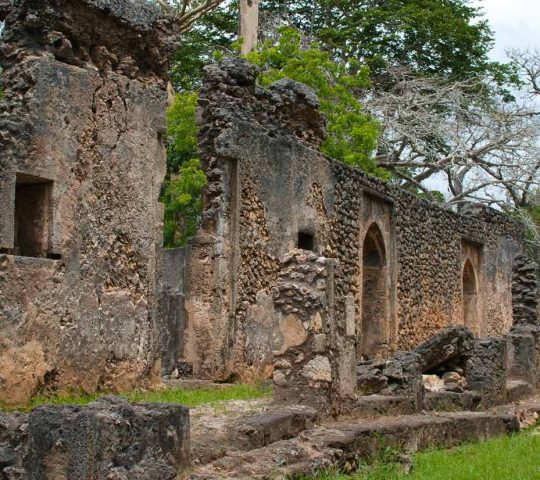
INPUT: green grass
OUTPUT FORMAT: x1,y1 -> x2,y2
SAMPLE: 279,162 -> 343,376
306,430 -> 540,480
0,383 -> 272,412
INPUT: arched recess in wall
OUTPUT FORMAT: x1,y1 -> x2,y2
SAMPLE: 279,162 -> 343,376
462,259 -> 479,333
360,222 -> 389,359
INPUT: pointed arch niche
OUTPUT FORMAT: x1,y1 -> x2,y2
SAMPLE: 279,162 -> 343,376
462,258 -> 479,332
360,222 -> 390,359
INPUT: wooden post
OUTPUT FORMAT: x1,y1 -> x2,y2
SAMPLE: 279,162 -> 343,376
239,0 -> 259,55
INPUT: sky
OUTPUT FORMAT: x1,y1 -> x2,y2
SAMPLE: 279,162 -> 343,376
474,0 -> 540,60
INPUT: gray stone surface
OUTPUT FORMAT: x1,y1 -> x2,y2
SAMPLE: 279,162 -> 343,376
0,397 -> 190,480
412,325 -> 475,372
464,337 -> 508,407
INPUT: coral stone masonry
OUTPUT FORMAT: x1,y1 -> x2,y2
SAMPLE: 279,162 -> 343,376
172,58 -> 526,385
0,0 -> 179,404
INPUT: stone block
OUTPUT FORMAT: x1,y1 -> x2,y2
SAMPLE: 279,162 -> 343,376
24,397 -> 189,479
412,325 -> 475,372
464,337 -> 507,407
507,324 -> 540,388
301,356 -> 332,382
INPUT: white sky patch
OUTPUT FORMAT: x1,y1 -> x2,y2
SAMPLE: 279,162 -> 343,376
473,0 -> 540,60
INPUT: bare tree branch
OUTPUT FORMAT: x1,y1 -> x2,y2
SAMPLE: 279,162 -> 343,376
364,65 -> 540,209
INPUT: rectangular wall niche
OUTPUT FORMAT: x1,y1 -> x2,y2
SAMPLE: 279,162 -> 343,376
14,173 -> 53,258
298,230 -> 315,251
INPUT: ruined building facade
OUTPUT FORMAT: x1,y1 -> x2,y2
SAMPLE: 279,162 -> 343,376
0,0 -> 177,405
0,0 -> 529,407
167,58 -> 525,384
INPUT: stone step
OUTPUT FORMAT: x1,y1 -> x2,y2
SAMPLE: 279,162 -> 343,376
352,394 -> 418,417
190,401 -> 318,466
506,379 -> 534,403
424,390 -> 481,412
185,409 -> 522,479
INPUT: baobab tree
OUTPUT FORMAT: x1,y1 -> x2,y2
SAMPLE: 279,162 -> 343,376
365,66 -> 540,209
155,0 -> 258,53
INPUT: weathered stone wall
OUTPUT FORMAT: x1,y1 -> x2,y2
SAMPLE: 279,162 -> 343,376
0,0 -> 178,404
181,58 -> 523,381
161,247 -> 187,375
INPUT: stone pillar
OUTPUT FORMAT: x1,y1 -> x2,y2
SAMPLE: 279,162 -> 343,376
464,337 -> 507,407
507,324 -> 540,388
507,255 -> 540,387
272,250 -> 335,412
161,247 -> 188,375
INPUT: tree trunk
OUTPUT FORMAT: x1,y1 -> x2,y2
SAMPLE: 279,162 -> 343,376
239,0 -> 259,55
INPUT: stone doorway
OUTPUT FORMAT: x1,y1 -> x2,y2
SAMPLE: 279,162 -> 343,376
360,222 -> 389,359
462,259 -> 479,332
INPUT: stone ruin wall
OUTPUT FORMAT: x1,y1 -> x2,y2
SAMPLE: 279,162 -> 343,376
0,0 -> 178,405
181,58 -> 523,381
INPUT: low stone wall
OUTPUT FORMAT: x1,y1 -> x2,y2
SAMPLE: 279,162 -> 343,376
0,397 -> 190,480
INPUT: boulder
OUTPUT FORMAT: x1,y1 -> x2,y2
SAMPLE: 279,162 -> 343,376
23,397 -> 190,479
413,326 -> 474,372
357,365 -> 388,395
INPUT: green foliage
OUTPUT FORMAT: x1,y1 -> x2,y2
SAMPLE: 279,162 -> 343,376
260,0 -> 513,85
162,158 -> 207,248
246,28 -> 383,176
162,91 -> 207,248
166,91 -> 199,172
169,4 -> 237,91
1,383 -> 272,412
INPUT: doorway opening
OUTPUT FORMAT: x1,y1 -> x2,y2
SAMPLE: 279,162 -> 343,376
462,259 -> 479,332
361,223 -> 388,358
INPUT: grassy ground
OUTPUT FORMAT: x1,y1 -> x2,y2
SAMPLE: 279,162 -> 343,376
0,383 -> 272,412
307,429 -> 540,480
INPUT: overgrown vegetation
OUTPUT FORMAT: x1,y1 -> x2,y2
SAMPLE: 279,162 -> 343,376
303,429 -> 540,480
163,27 -> 382,247
246,28 -> 381,175
0,383 -> 272,412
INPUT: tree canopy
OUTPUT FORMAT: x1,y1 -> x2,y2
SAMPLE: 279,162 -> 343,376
259,0 -> 510,83
246,28 -> 380,174
159,0 -> 540,248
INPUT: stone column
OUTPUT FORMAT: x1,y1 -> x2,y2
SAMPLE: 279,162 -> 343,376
507,255 -> 540,388
271,250 -> 335,412
464,337 -> 507,407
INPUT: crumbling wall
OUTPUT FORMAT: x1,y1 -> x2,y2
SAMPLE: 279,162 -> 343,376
185,58 -> 523,381
507,255 -> 540,387
0,0 -> 178,404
